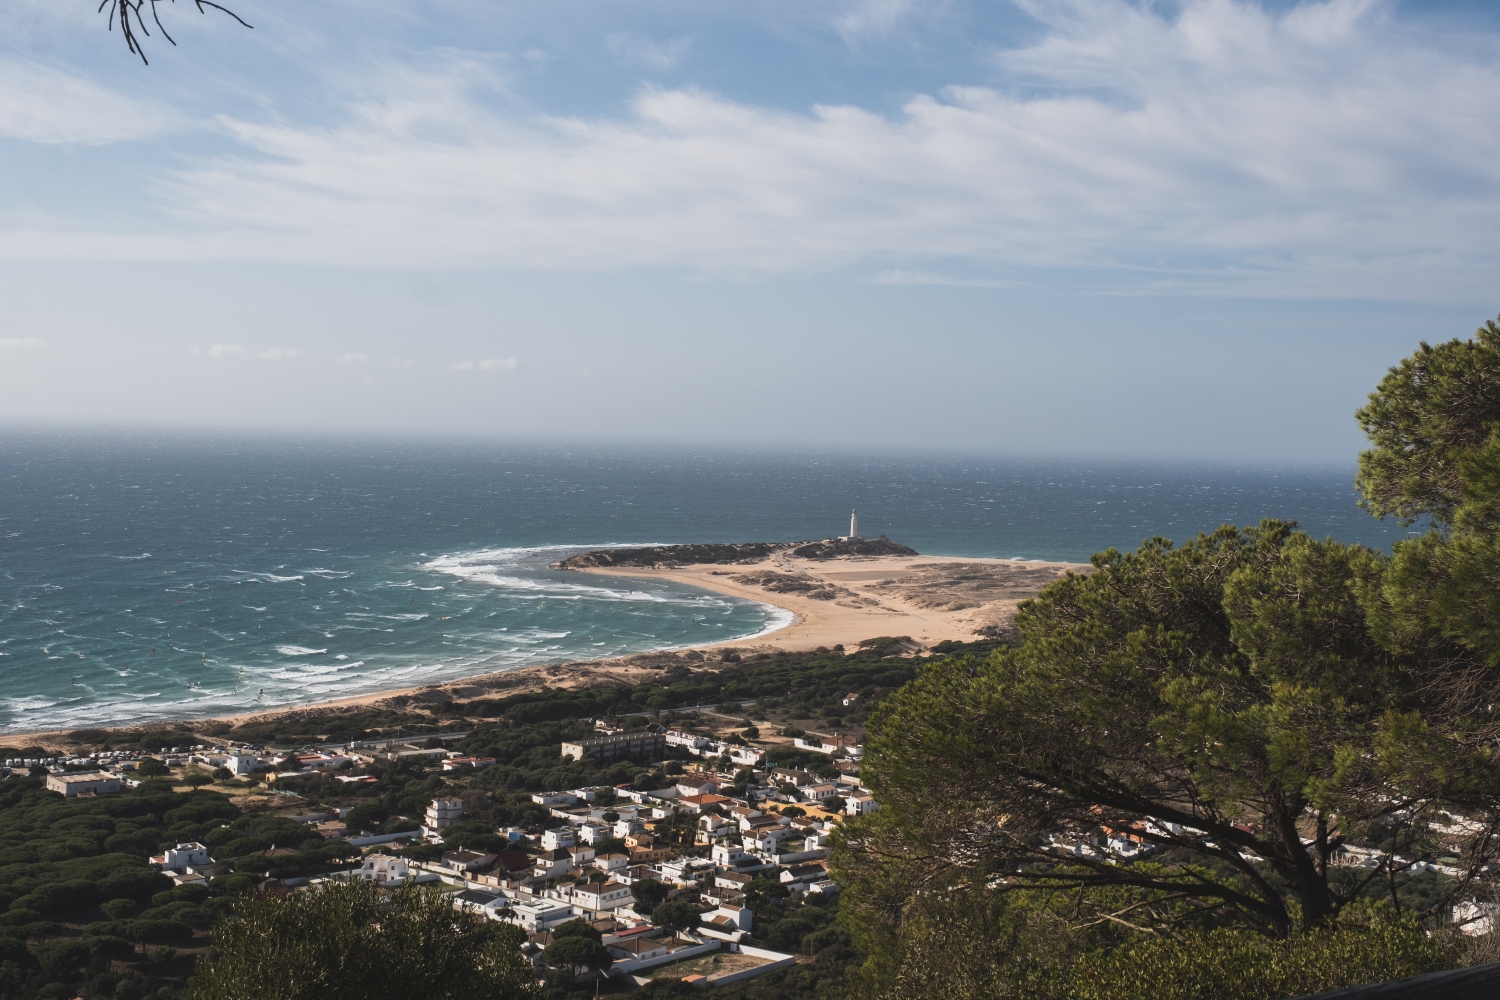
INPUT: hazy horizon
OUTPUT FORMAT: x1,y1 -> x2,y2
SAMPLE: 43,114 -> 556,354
4,0 -> 1499,461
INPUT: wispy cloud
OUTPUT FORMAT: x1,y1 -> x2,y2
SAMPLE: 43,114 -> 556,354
874,270 -> 1014,289
451,358 -> 518,372
258,347 -> 303,361
607,32 -> 691,71
0,59 -> 177,144
191,343 -> 249,358
0,337 -> 43,350
338,353 -> 369,364
9,0 -> 1500,299
834,0 -> 915,42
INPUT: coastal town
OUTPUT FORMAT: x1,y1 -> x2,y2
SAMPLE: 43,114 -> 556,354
3,696 -> 887,991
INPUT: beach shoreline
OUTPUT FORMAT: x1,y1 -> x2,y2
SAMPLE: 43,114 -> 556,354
1,552 -> 1084,747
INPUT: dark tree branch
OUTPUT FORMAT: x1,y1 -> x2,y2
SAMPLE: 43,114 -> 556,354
100,0 -> 252,65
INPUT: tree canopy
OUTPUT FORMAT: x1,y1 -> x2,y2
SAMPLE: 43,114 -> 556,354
833,319 -> 1500,998
187,881 -> 537,1000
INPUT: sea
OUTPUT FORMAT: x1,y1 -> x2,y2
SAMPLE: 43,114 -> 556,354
0,430 -> 1422,734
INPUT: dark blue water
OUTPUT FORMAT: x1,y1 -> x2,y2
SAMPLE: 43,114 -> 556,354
0,430 -> 1415,733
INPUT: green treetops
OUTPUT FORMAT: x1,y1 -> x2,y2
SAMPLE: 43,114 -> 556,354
542,935 -> 612,977
187,881 -> 537,1000
837,521 -> 1496,947
1358,317 -> 1500,672
651,899 -> 701,933
1356,318 -> 1500,526
832,321 -> 1500,999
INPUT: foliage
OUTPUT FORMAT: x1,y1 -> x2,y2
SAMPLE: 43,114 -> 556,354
631,880 -> 669,910
542,935 -> 612,976
187,880 -> 538,1000
829,324 -> 1500,998
838,522 -> 1486,943
550,918 -> 601,942
838,879 -> 1454,1000
0,777 -> 242,998
1355,318 -> 1500,526
650,900 -> 700,933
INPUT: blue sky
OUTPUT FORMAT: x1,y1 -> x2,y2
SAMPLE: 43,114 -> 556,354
0,0 -> 1497,461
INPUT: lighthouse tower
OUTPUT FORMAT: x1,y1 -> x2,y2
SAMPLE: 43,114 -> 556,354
849,508 -> 859,539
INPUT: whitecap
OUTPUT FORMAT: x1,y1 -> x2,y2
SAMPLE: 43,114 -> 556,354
232,571 -> 304,584
275,645 -> 327,656
3,696 -> 56,711
305,568 -> 353,579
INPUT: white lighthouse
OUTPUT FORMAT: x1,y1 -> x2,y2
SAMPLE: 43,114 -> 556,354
848,508 -> 859,539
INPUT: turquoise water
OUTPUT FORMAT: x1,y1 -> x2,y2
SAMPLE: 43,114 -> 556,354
0,431 -> 1416,733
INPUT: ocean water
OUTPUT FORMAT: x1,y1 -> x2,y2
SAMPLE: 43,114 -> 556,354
0,431 -> 1418,734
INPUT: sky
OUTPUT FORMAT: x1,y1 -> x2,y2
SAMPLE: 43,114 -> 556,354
0,0 -> 1497,462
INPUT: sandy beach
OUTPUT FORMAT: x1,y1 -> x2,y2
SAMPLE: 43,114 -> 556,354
2,552 -> 1084,747
576,551 -> 1083,650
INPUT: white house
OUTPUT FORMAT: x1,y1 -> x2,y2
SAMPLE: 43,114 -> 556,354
711,842 -> 752,867
715,871 -> 754,892
664,731 -> 710,751
451,889 -> 511,921
151,842 -> 211,870
594,853 -> 629,873
223,753 -> 266,776
541,828 -> 577,851
845,794 -> 880,817
658,857 -> 714,886
352,855 -> 411,886
425,798 -> 463,831
576,823 -> 609,845
512,899 -> 577,932
727,746 -> 765,767
532,849 -> 574,880
531,792 -> 579,807
708,904 -> 753,931
800,783 -> 840,803
571,879 -> 633,913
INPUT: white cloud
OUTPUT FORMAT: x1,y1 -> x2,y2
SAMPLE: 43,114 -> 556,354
9,0 -> 1500,299
192,343 -> 249,358
0,337 -> 43,350
0,59 -> 176,144
451,358 -> 518,372
835,0 -> 915,41
338,353 -> 369,364
259,347 -> 302,361
607,32 -> 691,71
874,270 -> 1014,289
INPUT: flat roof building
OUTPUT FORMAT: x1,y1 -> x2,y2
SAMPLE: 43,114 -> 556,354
560,731 -> 666,761
45,772 -> 122,798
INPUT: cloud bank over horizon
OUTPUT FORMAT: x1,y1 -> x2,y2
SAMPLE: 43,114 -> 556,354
0,0 -> 1495,299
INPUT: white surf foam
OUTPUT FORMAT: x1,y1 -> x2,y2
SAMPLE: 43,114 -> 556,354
232,571 -> 305,584
275,645 -> 327,656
